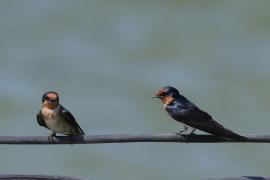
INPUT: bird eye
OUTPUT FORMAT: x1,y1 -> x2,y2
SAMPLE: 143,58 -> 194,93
161,90 -> 169,96
157,92 -> 166,98
159,93 -> 165,96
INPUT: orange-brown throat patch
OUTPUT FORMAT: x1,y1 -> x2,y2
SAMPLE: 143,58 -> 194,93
161,95 -> 175,105
43,101 -> 58,110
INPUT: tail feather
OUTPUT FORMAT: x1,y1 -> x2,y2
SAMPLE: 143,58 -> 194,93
206,126 -> 247,141
183,118 -> 247,141
199,119 -> 248,141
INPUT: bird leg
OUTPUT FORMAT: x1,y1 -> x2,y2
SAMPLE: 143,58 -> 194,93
48,132 -> 56,142
189,129 -> 197,135
175,125 -> 189,143
176,125 -> 189,135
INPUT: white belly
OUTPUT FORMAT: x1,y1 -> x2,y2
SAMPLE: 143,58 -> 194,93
41,106 -> 71,134
45,116 -> 63,132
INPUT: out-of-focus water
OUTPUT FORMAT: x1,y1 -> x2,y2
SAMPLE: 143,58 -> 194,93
1,1 -> 270,179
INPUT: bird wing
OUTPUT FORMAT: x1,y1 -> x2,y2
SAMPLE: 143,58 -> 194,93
60,106 -> 85,135
182,108 -> 226,133
169,105 -> 246,140
36,110 -> 49,129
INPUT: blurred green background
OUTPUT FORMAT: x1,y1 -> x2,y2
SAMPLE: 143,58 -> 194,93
1,0 -> 270,179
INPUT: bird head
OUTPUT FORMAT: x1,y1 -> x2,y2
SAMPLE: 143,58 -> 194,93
42,91 -> 59,109
152,86 -> 179,105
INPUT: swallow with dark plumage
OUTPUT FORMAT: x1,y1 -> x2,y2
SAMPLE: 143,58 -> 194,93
153,86 -> 247,141
37,92 -> 85,141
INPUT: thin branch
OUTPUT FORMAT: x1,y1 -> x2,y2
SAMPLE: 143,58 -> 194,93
0,133 -> 267,144
0,174 -> 88,180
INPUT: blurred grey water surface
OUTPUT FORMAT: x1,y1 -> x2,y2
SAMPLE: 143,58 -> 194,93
1,1 -> 270,180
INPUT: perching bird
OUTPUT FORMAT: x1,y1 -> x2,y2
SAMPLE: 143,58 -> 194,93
37,91 -> 85,140
153,86 -> 247,140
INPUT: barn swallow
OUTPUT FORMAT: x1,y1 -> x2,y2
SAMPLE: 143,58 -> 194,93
153,86 -> 247,140
37,91 -> 85,141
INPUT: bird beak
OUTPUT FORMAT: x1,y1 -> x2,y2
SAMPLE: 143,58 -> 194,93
152,95 -> 162,98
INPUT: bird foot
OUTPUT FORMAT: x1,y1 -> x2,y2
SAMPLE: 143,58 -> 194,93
176,130 -> 187,135
175,131 -> 189,143
189,129 -> 197,136
48,132 -> 56,142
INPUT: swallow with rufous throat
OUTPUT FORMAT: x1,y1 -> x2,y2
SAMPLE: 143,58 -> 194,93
153,86 -> 247,140
37,91 -> 85,141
